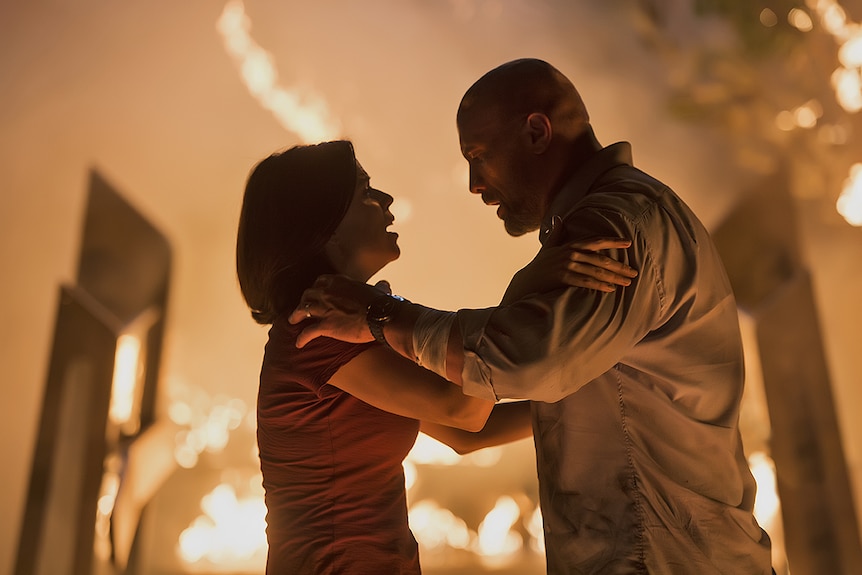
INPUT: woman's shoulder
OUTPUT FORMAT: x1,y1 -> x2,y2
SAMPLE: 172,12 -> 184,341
263,313 -> 377,391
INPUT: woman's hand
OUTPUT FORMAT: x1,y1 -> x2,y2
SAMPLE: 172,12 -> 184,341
501,237 -> 637,305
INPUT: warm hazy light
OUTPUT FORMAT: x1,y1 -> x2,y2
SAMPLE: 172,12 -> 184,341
407,433 -> 462,465
839,31 -> 862,68
793,100 -> 822,128
526,504 -> 545,554
94,469 -> 121,560
775,110 -> 796,131
217,0 -> 340,142
789,8 -> 814,32
163,3 -> 847,570
760,8 -> 778,28
476,496 -> 523,560
406,433 -> 504,467
831,67 -> 862,112
816,0 -> 849,38
749,452 -> 781,525
748,451 -> 789,571
810,1 -> 862,112
838,163 -> 862,225
818,122 -> 849,144
168,381 -> 247,469
409,499 -> 473,551
390,197 -> 413,226
110,334 -> 141,426
798,0 -> 862,226
178,483 -> 267,567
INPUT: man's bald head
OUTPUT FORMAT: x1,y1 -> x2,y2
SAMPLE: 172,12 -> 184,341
457,58 -> 590,139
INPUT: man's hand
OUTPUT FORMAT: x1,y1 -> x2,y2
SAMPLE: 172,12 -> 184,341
288,275 -> 387,348
502,237 -> 637,305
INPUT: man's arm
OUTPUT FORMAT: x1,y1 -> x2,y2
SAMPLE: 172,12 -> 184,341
456,209 -> 663,403
290,237 -> 637,387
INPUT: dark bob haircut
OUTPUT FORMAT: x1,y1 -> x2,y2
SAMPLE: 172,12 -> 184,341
236,140 -> 357,324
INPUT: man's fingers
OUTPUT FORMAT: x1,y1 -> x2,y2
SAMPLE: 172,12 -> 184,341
288,296 -> 316,324
288,306 -> 308,325
374,280 -> 392,295
295,324 -> 322,348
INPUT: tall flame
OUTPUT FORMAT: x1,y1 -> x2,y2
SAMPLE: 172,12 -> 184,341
217,1 -> 340,142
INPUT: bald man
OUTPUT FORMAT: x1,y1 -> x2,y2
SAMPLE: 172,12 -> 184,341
293,59 -> 773,574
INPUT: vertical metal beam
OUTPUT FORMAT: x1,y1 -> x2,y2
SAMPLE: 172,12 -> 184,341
754,270 -> 862,573
713,168 -> 862,574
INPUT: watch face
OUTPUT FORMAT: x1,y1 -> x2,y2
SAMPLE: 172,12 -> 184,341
368,294 -> 397,322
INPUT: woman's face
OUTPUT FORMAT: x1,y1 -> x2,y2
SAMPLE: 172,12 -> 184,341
324,161 -> 400,280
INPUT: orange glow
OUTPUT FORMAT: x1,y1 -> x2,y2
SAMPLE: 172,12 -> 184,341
178,483 -> 267,569
217,0 -> 340,142
110,334 -> 141,427
476,495 -> 523,564
408,499 -> 473,551
788,8 -> 814,32
838,163 -> 862,225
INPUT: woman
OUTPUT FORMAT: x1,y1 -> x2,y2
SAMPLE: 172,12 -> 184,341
235,140 -> 635,574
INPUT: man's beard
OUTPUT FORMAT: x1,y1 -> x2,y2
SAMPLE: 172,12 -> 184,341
501,198 -> 543,237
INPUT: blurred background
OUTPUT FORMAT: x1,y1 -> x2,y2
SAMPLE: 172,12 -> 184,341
2,1 -> 862,573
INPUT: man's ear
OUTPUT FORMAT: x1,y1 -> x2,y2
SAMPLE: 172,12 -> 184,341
525,112 -> 552,152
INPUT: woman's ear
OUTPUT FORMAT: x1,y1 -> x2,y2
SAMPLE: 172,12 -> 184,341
525,112 -> 552,152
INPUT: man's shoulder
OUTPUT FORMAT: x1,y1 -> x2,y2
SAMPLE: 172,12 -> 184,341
591,163 -> 669,199
555,165 -> 708,249
583,164 -> 697,222
571,170 -> 664,224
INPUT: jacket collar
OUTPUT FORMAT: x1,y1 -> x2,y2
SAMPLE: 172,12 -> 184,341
539,137 -> 633,245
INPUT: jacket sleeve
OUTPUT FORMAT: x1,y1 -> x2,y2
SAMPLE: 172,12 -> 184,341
458,202 -> 667,403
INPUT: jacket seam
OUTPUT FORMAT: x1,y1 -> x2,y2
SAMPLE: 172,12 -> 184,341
616,367 -> 648,573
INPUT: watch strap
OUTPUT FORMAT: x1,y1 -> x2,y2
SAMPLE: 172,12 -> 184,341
368,318 -> 389,346
366,293 -> 404,347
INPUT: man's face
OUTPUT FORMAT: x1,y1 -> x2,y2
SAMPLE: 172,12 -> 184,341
457,107 -> 545,237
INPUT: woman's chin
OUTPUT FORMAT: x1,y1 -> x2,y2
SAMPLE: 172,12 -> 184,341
389,234 -> 401,258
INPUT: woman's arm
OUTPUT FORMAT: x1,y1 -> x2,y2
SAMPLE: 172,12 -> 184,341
327,344 -> 493,432
420,401 -> 532,454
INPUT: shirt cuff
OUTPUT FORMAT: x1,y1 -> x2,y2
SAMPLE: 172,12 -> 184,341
456,307 -> 498,401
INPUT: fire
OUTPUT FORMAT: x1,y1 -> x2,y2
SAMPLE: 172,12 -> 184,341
838,163 -> 862,225
216,0 -> 340,143
178,482 -> 267,570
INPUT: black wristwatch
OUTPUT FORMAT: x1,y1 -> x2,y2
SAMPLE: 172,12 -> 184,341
366,293 -> 405,346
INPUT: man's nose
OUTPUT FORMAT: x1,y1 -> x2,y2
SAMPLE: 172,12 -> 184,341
468,167 -> 485,195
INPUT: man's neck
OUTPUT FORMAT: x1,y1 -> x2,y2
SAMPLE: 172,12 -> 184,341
568,124 -> 602,173
548,125 -> 602,203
